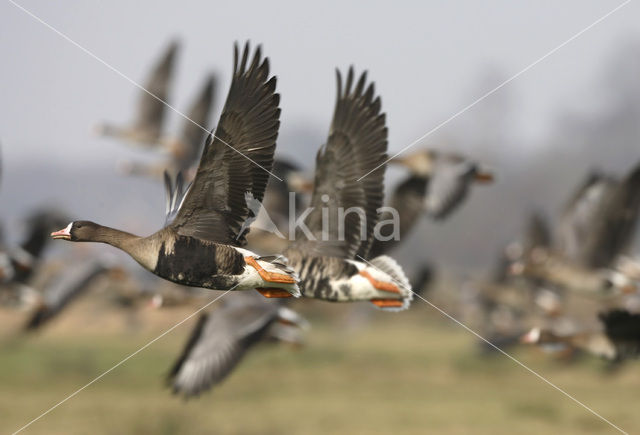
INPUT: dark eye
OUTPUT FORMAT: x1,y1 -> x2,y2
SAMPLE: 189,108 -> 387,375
75,223 -> 83,229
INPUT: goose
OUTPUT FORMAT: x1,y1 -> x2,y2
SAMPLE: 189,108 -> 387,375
511,163 -> 640,295
510,247 -> 637,297
4,210 -> 69,285
168,291 -> 308,397
120,74 -> 217,179
52,43 -> 300,298
25,258 -> 124,330
389,149 -> 494,219
95,40 -> 179,147
282,68 -> 412,311
521,309 -> 640,361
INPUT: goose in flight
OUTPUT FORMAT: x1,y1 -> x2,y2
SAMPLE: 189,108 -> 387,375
168,291 -> 308,397
96,40 -> 179,147
25,258 -> 125,330
390,149 -> 494,219
522,309 -> 640,362
52,43 -> 300,298
120,74 -> 218,179
283,68 -> 412,310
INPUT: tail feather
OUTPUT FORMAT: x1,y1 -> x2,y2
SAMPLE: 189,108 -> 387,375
370,255 -> 413,311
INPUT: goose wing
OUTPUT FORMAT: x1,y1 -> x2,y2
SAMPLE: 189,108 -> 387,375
25,260 -> 109,330
168,43 -> 280,245
368,174 -> 427,258
168,293 -> 279,396
294,68 -> 387,258
425,155 -> 477,219
133,40 -> 179,142
581,163 -> 640,268
557,172 -> 613,262
175,74 -> 217,171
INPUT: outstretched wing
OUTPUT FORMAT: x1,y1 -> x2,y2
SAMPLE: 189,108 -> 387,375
581,163 -> 640,268
169,43 -> 280,245
176,74 -> 217,171
168,293 -> 278,397
557,171 -> 613,263
133,40 -> 179,142
367,174 -> 427,258
295,68 -> 387,259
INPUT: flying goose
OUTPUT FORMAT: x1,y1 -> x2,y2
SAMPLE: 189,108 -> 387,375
283,68 -> 412,310
522,309 -> 640,361
96,40 -> 179,147
389,149 -> 494,219
25,258 -> 124,330
120,74 -> 218,179
4,210 -> 69,285
512,163 -> 640,296
52,43 -> 300,298
168,291 -> 308,397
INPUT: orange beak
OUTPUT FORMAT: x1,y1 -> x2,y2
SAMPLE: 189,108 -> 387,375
474,170 -> 495,183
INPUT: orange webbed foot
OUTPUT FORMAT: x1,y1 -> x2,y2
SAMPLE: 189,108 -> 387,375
245,256 -> 296,284
256,288 -> 294,298
359,270 -> 401,294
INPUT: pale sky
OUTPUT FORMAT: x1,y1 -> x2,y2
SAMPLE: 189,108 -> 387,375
1,0 -> 639,167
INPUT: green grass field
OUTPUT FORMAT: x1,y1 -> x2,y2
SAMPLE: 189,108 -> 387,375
1,300 -> 638,434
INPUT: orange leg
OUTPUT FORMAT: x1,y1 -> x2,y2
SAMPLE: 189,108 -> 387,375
370,299 -> 404,308
256,288 -> 293,298
245,257 -> 296,284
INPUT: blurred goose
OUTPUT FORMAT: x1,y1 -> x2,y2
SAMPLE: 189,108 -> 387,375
52,43 -> 299,297
120,74 -> 217,179
4,210 -> 69,285
25,258 -> 125,330
511,247 -> 636,297
522,309 -> 640,361
513,163 -> 640,295
96,40 -> 179,146
283,68 -> 412,310
390,149 -> 494,219
168,291 -> 308,397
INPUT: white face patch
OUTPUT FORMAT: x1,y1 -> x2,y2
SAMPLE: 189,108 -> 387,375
63,222 -> 73,235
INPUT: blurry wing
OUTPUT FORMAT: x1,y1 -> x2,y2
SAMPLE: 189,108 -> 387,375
295,68 -> 387,258
176,74 -> 218,171
169,43 -> 280,246
524,211 -> 552,252
425,157 -> 476,219
25,260 -> 109,330
581,163 -> 640,268
168,295 -> 278,396
133,40 -> 179,142
557,172 -> 613,262
368,174 -> 427,258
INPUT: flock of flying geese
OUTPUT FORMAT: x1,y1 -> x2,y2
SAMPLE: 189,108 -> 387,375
2,39 -> 640,397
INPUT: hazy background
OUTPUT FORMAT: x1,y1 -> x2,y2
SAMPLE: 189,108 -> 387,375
2,0 -> 640,272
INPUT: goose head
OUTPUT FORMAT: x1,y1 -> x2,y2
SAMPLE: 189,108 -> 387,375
51,221 -> 106,242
